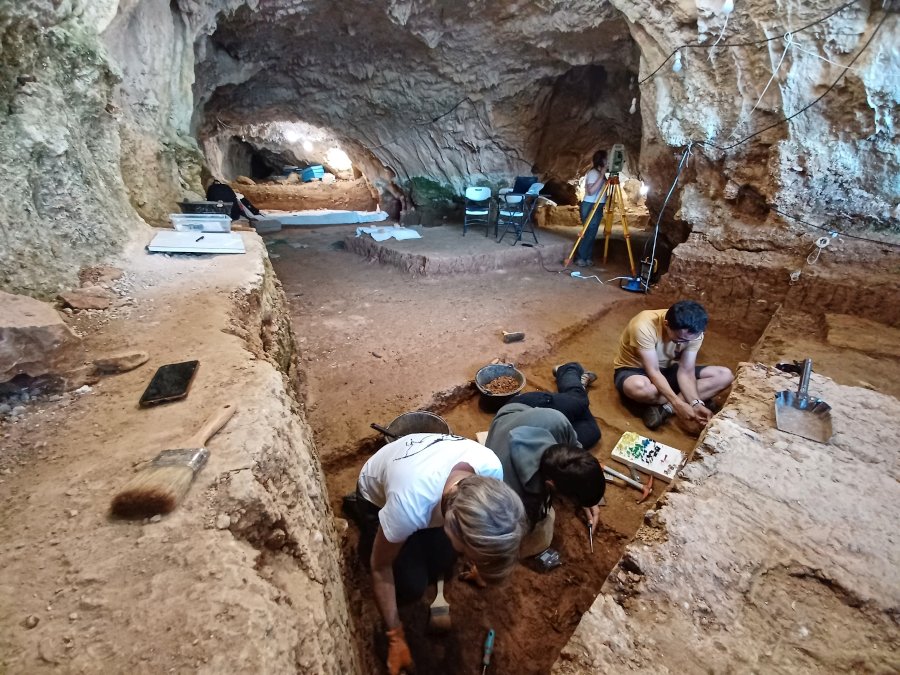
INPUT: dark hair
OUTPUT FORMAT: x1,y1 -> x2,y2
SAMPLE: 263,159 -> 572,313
592,150 -> 608,170
540,445 -> 605,508
665,300 -> 708,333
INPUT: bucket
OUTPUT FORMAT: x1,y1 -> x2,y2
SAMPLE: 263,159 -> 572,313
377,411 -> 450,439
475,364 -> 526,413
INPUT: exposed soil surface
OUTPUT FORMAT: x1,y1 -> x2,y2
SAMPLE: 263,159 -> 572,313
234,177 -> 378,212
266,218 -> 752,674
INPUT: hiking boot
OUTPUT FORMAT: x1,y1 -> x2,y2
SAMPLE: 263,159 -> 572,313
575,259 -> 590,268
642,405 -> 671,430
552,364 -> 566,377
580,371 -> 597,388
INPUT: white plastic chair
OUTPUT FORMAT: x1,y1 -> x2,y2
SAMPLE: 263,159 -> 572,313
463,186 -> 492,237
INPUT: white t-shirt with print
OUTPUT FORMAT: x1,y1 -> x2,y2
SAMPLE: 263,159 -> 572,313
357,434 -> 503,544
582,169 -> 607,203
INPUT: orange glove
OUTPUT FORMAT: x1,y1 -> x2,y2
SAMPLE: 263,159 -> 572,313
385,625 -> 414,675
458,561 -> 487,588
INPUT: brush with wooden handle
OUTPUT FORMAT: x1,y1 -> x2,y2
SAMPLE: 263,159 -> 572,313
428,576 -> 451,633
111,402 -> 238,518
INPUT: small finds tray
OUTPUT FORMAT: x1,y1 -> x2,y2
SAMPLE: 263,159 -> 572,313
611,431 -> 685,483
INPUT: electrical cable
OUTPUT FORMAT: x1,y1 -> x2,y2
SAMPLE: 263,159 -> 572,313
789,42 -> 899,77
702,10 -> 889,151
639,0 -> 862,85
769,206 -> 900,248
640,144 -> 694,291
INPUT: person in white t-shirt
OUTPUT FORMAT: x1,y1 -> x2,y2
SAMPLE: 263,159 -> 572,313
574,149 -> 609,267
353,433 -> 526,675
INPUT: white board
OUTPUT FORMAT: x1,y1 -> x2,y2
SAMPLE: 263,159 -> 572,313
147,231 -> 246,254
275,209 -> 389,226
610,431 -> 685,482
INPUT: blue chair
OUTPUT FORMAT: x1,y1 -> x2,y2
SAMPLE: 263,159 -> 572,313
463,186 -> 492,236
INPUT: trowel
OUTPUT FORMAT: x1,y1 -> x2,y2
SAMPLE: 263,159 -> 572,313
774,358 -> 833,443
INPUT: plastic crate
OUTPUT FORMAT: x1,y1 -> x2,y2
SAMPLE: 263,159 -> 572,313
301,165 -> 325,182
169,213 -> 232,232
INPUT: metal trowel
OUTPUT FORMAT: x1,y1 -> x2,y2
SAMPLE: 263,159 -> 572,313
774,358 -> 833,443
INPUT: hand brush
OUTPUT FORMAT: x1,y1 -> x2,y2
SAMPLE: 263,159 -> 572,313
111,402 -> 237,518
428,576 -> 451,633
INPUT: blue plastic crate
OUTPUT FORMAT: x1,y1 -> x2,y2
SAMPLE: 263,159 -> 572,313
301,165 -> 325,182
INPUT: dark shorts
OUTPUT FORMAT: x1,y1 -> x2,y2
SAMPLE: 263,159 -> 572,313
614,365 -> 707,395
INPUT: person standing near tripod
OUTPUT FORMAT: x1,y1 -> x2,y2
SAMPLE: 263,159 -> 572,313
574,149 -> 608,267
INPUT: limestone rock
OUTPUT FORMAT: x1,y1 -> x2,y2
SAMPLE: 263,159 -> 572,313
79,266 -> 124,287
234,175 -> 255,185
92,350 -> 150,374
0,291 -> 84,384
58,286 -> 114,311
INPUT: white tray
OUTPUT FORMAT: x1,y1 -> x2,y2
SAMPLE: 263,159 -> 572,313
148,231 -> 245,254
610,431 -> 685,482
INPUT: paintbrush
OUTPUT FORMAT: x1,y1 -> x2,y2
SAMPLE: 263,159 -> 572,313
111,402 -> 237,518
428,576 -> 451,633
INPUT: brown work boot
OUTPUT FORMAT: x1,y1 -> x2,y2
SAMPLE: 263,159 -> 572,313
642,404 -> 671,430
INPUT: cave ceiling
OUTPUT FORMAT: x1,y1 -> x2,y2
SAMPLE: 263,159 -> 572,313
195,1 -> 643,187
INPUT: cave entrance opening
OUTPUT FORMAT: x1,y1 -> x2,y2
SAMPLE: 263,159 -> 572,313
203,120 -> 379,214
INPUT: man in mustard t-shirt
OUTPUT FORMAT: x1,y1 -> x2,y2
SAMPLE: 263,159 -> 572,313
613,300 -> 733,430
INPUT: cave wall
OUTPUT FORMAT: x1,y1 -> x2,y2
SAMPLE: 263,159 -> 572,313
0,1 -> 144,297
616,0 -> 898,247
102,0 -> 207,223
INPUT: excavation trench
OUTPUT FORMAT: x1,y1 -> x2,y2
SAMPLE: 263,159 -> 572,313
321,309 -> 749,674
267,223 -> 755,673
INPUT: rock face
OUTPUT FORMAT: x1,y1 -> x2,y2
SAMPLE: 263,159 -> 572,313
554,363 -> 900,674
0,291 -> 85,385
1,1 -> 895,295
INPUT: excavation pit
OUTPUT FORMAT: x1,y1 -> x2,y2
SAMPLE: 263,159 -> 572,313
284,214 -> 755,674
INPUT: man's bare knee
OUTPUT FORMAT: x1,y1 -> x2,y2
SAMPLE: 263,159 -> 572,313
623,377 -> 659,403
699,366 -> 733,397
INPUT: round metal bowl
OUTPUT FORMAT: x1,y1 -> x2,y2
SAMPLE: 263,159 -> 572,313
385,411 -> 450,437
475,364 -> 526,398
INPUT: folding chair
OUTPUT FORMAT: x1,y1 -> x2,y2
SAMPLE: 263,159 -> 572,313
463,186 -> 492,236
498,182 -> 544,245
496,192 -> 526,244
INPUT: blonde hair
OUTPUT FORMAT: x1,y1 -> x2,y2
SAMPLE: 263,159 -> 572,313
444,475 -> 527,582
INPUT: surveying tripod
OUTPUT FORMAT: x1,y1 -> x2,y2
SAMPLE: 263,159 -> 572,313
565,174 -> 637,279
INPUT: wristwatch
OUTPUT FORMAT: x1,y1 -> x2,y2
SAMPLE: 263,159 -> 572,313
690,399 -> 704,408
